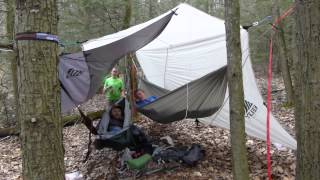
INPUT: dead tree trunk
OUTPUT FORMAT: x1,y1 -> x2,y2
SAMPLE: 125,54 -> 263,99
15,0 -> 64,179
0,110 -> 104,137
294,0 -> 320,179
224,0 -> 250,179
272,0 -> 295,105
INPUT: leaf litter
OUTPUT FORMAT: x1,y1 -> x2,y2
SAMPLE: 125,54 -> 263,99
0,75 -> 296,180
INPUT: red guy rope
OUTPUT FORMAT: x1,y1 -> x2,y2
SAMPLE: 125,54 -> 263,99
266,37 -> 273,180
266,4 -> 296,179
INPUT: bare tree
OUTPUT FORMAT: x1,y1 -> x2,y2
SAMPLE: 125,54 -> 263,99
15,0 -> 64,179
224,0 -> 250,179
294,0 -> 320,179
272,0 -> 294,105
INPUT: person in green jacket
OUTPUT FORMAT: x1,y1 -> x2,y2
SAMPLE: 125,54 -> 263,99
103,67 -> 124,106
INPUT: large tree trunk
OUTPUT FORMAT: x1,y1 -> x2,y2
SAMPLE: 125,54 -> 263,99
272,0 -> 295,105
294,0 -> 320,179
0,0 -> 16,127
15,0 -> 65,179
224,0 -> 250,179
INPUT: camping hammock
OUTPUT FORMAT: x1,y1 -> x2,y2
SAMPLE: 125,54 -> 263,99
95,98 -> 134,150
137,66 -> 228,123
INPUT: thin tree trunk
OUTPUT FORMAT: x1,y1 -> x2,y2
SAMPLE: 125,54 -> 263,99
122,0 -> 132,30
272,0 -> 295,105
294,0 -> 320,179
122,0 -> 138,120
271,1 -> 281,74
15,0 -> 64,179
6,0 -> 18,127
224,0 -> 250,179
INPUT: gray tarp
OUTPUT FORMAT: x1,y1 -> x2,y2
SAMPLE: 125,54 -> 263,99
83,11 -> 175,100
139,78 -> 170,97
137,66 -> 228,123
59,53 -> 90,112
59,11 -> 174,112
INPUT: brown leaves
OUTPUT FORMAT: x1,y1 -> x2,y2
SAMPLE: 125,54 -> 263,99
0,76 -> 297,179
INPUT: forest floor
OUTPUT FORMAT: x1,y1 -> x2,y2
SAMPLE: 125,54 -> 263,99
0,70 -> 296,180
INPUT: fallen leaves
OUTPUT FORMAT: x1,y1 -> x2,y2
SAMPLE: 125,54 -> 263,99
0,76 -> 297,179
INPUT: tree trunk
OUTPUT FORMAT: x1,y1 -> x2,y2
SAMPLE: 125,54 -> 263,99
118,0 -> 132,72
122,0 -> 132,30
272,0 -> 295,105
6,0 -> 18,127
271,1 -> 281,74
15,0 -> 64,179
224,0 -> 250,179
294,0 -> 320,179
122,0 -> 138,120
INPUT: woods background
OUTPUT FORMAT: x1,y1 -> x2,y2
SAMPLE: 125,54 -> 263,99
0,0 -> 295,128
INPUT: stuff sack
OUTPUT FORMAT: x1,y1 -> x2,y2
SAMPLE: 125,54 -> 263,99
181,144 -> 205,166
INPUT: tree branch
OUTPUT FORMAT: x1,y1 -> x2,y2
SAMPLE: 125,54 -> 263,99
0,110 -> 104,138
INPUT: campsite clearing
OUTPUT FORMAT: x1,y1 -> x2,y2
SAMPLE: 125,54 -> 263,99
0,74 -> 296,179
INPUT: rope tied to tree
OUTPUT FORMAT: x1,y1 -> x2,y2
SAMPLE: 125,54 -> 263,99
265,3 -> 296,180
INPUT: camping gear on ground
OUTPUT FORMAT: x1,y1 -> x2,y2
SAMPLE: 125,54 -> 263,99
127,154 -> 152,170
117,135 -> 203,177
182,144 -> 205,166
153,147 -> 186,163
160,136 -> 175,146
152,144 -> 205,167
65,171 -> 83,180
59,3 -> 296,149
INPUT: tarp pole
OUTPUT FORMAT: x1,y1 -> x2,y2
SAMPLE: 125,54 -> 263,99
126,53 -> 138,121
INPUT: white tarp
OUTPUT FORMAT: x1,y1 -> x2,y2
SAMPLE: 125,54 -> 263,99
136,4 -> 296,149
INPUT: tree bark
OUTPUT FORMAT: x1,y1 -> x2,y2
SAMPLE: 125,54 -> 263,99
15,0 -> 64,179
6,0 -> 18,128
122,0 -> 132,30
294,0 -> 320,179
122,0 -> 138,120
224,0 -> 250,179
272,0 -> 295,105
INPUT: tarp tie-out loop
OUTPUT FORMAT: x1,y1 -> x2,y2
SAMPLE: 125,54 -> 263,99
242,16 -> 272,30
195,118 -> 200,127
171,8 -> 179,15
16,32 -> 59,43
